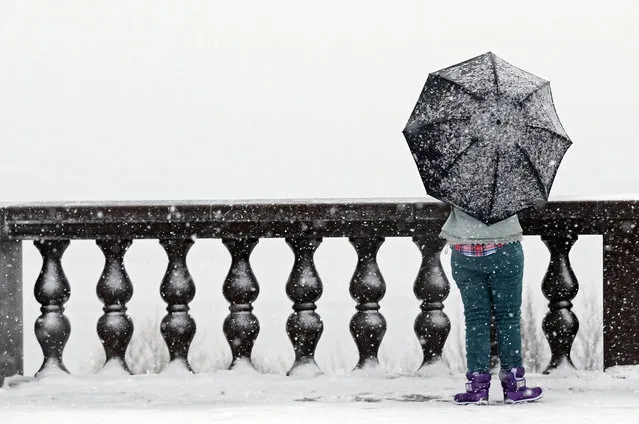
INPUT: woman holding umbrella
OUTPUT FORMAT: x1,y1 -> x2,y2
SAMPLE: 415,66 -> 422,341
403,52 -> 572,404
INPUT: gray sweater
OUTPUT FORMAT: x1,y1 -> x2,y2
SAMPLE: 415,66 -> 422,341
439,208 -> 523,245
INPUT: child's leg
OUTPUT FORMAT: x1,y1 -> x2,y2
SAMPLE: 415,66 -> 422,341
489,242 -> 524,370
451,251 -> 492,373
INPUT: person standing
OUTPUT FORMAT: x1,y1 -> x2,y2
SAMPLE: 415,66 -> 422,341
440,207 -> 543,405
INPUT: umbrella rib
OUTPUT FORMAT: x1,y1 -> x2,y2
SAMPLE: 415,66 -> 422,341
416,116 -> 471,128
489,53 -> 499,96
515,143 -> 548,197
519,81 -> 550,105
440,137 -> 479,177
402,117 -> 471,143
430,73 -> 485,101
488,149 -> 499,218
527,125 -> 573,145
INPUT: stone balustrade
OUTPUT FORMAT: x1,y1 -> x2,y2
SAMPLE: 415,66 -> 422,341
1,199 -> 638,386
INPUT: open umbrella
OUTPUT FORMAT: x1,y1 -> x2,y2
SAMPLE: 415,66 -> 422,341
402,52 -> 572,225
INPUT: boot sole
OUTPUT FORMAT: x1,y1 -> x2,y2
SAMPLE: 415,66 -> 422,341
504,393 -> 543,404
454,399 -> 489,406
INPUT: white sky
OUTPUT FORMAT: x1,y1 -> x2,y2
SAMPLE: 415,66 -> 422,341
0,0 -> 637,201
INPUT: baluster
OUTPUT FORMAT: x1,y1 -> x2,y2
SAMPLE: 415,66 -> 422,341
96,239 -> 134,374
159,239 -> 197,372
349,237 -> 387,371
541,233 -> 579,373
222,238 -> 260,370
412,236 -> 450,370
285,237 -> 324,376
33,239 -> 71,377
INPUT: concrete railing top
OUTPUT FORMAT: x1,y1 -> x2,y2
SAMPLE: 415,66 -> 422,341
2,199 -> 639,240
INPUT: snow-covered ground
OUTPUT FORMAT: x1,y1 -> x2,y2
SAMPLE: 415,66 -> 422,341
2,366 -> 639,423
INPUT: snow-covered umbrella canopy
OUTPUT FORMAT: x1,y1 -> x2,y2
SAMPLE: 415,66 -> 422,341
402,52 -> 572,225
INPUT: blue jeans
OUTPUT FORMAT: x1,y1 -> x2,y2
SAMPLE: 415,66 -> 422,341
451,242 -> 524,373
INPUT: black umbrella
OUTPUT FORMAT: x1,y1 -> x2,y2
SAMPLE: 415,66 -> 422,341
402,52 -> 572,225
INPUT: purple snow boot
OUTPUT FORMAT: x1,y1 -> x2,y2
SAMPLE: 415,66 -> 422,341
499,367 -> 543,404
453,372 -> 491,405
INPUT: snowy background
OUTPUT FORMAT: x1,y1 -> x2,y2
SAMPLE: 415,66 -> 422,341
0,0 -> 638,421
